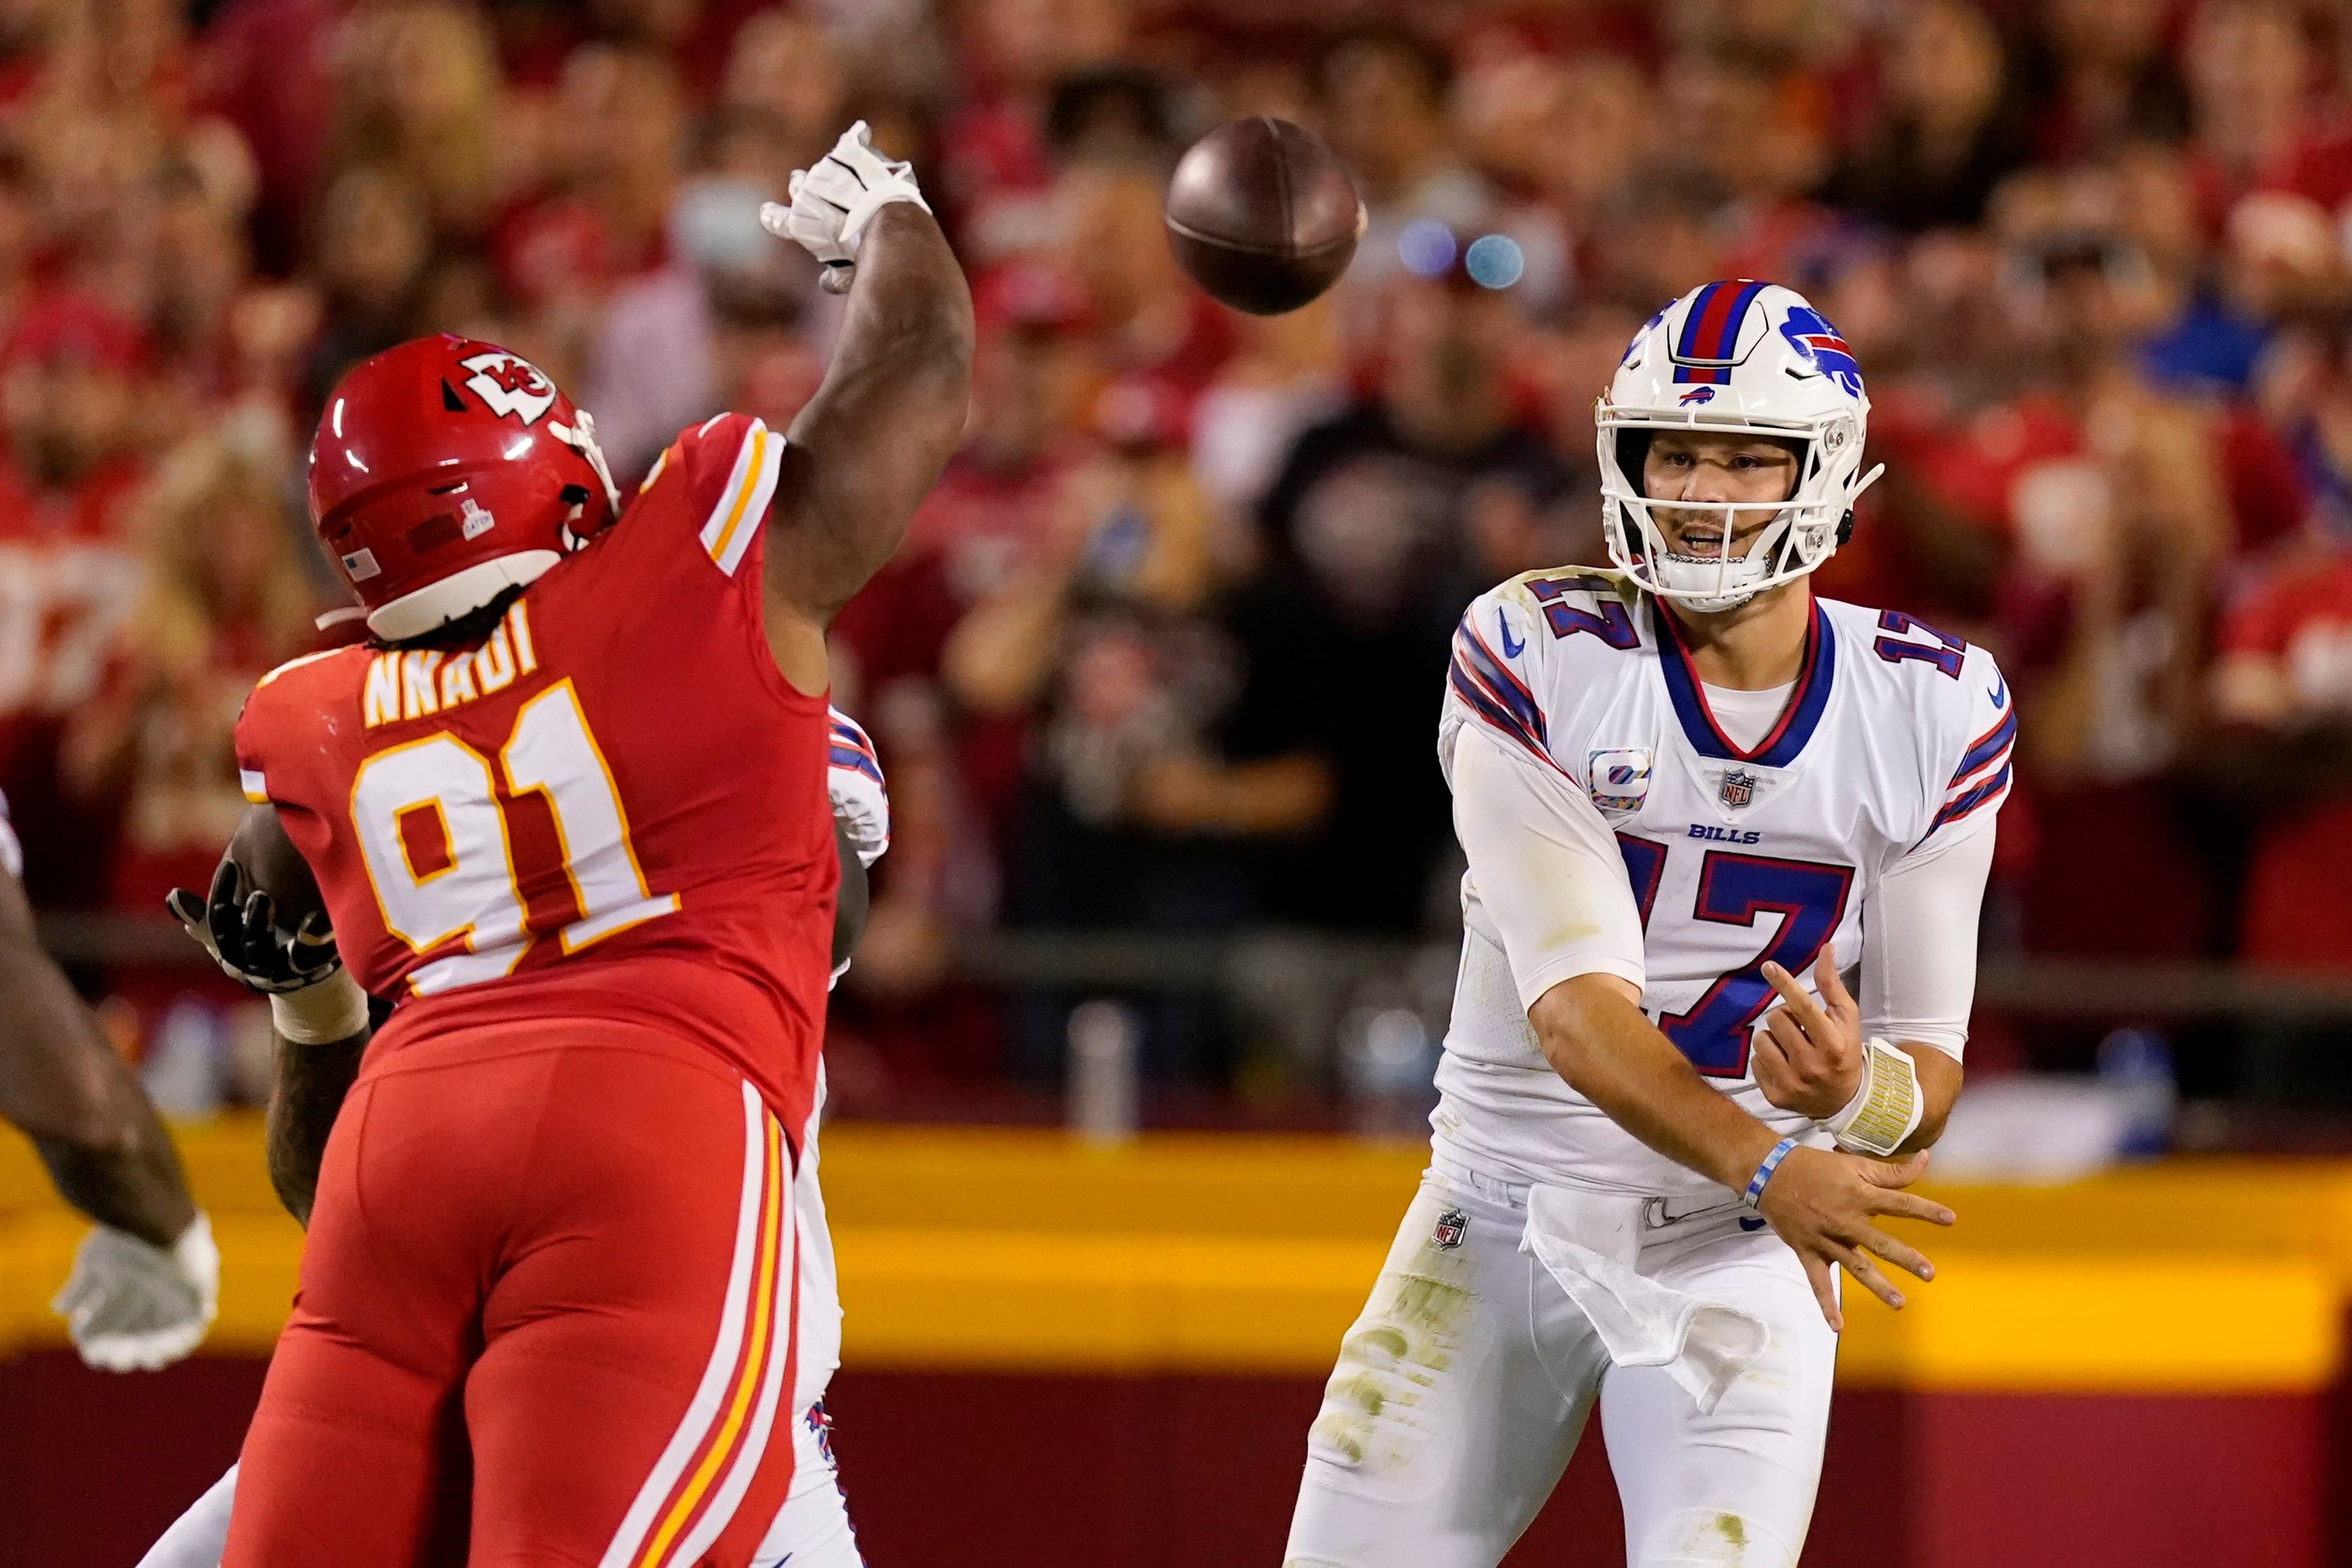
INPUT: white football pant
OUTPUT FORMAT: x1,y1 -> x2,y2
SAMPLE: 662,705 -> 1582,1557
134,1406 -> 861,1568
1285,1158 -> 1836,1568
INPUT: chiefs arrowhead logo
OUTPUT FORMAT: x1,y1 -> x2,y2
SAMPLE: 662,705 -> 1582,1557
458,351 -> 557,425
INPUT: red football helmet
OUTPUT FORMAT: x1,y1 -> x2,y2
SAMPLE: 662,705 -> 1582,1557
308,336 -> 621,640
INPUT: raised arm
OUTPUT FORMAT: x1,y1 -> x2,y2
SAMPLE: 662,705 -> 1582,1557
761,125 -> 975,695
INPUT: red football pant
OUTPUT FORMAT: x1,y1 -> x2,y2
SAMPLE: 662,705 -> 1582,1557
222,1024 -> 799,1568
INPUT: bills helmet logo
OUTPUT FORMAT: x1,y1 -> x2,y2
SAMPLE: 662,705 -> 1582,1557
1431,1208 -> 1468,1251
1678,386 -> 1716,405
1720,768 -> 1757,810
1778,305 -> 1864,398
458,350 -> 557,425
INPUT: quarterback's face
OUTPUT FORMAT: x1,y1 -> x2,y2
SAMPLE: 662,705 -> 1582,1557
1641,431 -> 1802,559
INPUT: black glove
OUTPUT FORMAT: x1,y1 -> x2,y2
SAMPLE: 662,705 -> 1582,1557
166,861 -> 342,994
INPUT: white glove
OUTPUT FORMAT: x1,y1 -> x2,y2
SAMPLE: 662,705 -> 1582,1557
53,1213 -> 220,1372
759,120 -> 930,295
826,706 -> 890,868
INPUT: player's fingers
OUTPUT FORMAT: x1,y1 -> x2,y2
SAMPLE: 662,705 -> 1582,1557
1761,961 -> 1830,1037
241,890 -> 274,962
206,861 -> 244,961
1857,1226 -> 1936,1282
1832,1242 -> 1907,1310
1814,948 -> 1858,1018
165,888 -> 212,946
1748,1028 -> 1793,1102
1866,1187 -> 1957,1227
1797,1248 -> 1842,1333
1762,1008 -> 1812,1061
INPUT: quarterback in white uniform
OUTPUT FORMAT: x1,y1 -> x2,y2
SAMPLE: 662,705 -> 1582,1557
1286,280 -> 2007,1568
137,708 -> 889,1568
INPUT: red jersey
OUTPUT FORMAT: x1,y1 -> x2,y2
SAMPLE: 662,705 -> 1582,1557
2219,552 -> 2352,972
234,412 -> 838,1134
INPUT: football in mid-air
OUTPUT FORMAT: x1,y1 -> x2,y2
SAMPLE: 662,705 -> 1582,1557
1164,117 -> 1364,315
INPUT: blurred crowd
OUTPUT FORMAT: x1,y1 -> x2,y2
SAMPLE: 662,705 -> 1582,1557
6,0 -> 2352,1106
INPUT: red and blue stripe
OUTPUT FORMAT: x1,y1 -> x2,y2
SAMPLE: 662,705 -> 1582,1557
828,714 -> 883,785
1921,761 -> 2010,844
1671,279 -> 1768,384
1948,707 -> 2015,792
1448,614 -> 1557,770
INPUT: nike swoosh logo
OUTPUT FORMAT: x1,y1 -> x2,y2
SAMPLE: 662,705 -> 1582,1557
1498,609 -> 1526,660
1739,1215 -> 1767,1232
1989,676 -> 2009,709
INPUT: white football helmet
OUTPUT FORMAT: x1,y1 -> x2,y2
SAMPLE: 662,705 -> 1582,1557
1598,279 -> 1883,612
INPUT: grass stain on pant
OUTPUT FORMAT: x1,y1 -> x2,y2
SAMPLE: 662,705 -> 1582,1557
1308,1237 -> 1476,1477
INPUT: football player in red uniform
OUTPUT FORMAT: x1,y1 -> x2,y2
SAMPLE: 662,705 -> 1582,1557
182,123 -> 969,1568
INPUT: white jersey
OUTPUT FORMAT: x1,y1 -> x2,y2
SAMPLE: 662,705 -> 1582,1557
1434,567 -> 2011,1199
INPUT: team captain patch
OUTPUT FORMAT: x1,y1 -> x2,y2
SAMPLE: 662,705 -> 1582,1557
1588,747 -> 1652,811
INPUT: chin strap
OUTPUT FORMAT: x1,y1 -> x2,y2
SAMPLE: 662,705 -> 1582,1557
550,409 -> 622,521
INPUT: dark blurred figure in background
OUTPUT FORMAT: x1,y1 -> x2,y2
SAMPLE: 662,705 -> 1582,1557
1247,267 -> 1572,935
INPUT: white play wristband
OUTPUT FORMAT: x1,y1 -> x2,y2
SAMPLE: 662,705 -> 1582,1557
1827,1037 -> 1923,1156
269,968 -> 371,1045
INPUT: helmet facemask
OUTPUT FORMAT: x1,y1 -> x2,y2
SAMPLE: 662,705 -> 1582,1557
1597,407 -> 1881,613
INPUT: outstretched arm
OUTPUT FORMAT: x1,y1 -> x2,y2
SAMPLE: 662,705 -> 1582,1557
1450,726 -> 1953,1331
2,809 -> 217,1370
763,130 -> 974,695
0,859 -> 195,1246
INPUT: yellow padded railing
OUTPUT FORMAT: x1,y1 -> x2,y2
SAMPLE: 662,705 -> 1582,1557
1,1121 -> 2342,1391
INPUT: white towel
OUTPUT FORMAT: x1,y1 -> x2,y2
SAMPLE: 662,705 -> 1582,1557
1518,1186 -> 1770,1415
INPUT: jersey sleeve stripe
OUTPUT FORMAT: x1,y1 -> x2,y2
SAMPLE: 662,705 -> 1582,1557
1948,707 -> 2016,792
239,768 -> 269,804
1452,617 -> 1548,746
828,743 -> 884,784
698,421 -> 783,578
1448,656 -> 1563,772
1920,760 -> 2010,845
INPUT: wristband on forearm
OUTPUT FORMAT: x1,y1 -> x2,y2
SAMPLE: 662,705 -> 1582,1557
1827,1037 -> 1924,1156
1741,1137 -> 1800,1210
269,967 -> 370,1045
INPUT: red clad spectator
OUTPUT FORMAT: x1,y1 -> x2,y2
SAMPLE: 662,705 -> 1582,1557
939,0 -> 1131,265
2213,545 -> 2352,970
0,290 -> 153,903
63,429 -> 324,1032
189,0 -> 341,272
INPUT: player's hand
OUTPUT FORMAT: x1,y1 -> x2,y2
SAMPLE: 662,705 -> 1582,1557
759,120 -> 930,295
1750,951 -> 1862,1120
52,1213 -> 220,1371
1754,1146 -> 1953,1332
167,861 -> 341,994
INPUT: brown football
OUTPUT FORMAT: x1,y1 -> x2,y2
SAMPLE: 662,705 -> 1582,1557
1164,117 -> 1364,315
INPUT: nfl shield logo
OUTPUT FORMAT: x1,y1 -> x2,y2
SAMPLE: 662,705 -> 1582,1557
1431,1207 -> 1468,1251
1720,769 -> 1756,810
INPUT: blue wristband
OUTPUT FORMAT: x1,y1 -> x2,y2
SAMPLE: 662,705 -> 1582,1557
1742,1137 -> 1800,1210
